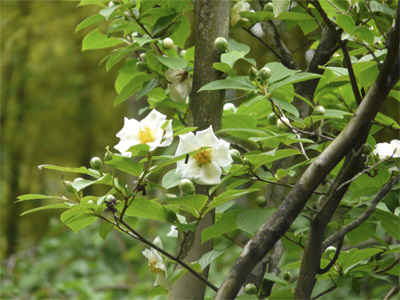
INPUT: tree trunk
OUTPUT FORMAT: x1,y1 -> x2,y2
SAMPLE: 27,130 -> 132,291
168,0 -> 230,299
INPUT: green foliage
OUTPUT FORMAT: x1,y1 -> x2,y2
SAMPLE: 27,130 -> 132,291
8,0 -> 400,299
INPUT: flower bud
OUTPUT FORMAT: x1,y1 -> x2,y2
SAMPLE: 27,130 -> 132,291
229,149 -> 243,164
325,246 -> 337,258
256,195 -> 267,208
223,103 -> 236,113
248,66 -> 258,80
267,112 -> 277,125
136,61 -> 148,72
179,50 -> 186,58
139,52 -> 147,61
283,270 -> 292,282
87,200 -> 94,205
263,2 -> 274,12
90,157 -> 102,170
259,67 -> 272,81
162,37 -> 174,50
179,179 -> 195,195
215,37 -> 229,51
243,157 -> 252,168
104,147 -> 113,162
314,105 -> 325,115
277,117 -> 290,130
166,209 -> 178,223
63,180 -> 75,193
245,283 -> 257,295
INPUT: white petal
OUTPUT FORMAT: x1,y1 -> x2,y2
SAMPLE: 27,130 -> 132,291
195,162 -> 222,185
195,126 -> 221,148
165,69 -> 183,83
142,248 -> 155,261
211,140 -> 233,167
175,132 -> 199,156
167,225 -> 178,238
116,118 -> 140,139
373,143 -> 393,160
390,139 -> 400,157
160,120 -> 174,147
169,82 -> 189,102
153,236 -> 163,249
114,139 -> 139,156
176,158 -> 201,180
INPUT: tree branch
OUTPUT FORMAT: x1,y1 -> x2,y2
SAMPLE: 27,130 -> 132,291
214,10 -> 399,298
321,173 -> 400,250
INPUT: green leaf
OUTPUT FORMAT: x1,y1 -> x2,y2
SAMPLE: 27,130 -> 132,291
172,127 -> 197,137
273,0 -> 290,17
155,56 -> 187,70
38,164 -> 91,174
152,13 -> 179,36
162,169 -> 181,189
78,0 -> 107,6
20,203 -> 71,216
61,209 -> 97,234
199,76 -> 256,92
237,208 -> 275,235
276,11 -> 313,20
269,73 -> 322,93
105,153 -> 144,176
127,144 -> 151,157
125,197 -> 168,221
272,97 -> 299,117
265,62 -> 300,83
352,26 -> 374,45
202,209 -> 241,243
196,248 -> 228,271
339,248 -> 383,273
206,189 -> 259,213
99,221 -> 114,239
335,14 -> 355,33
114,73 -> 156,106
227,38 -> 250,54
166,195 -> 209,218
245,149 -> 300,170
82,29 -> 124,51
221,51 -> 246,68
16,194 -> 65,202
99,6 -> 117,20
136,79 -> 159,100
240,11 -> 274,23
75,13 -> 105,33
264,273 -> 287,285
133,37 -> 158,47
72,174 -> 114,192
169,15 -> 191,48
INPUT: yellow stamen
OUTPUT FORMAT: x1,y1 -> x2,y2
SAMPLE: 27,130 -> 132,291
138,126 -> 155,144
149,259 -> 164,274
193,150 -> 211,165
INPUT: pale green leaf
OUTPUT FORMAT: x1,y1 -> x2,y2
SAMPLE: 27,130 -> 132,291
21,203 -> 71,216
199,76 -> 256,92
82,29 -> 124,51
155,56 -> 187,70
125,197 -> 168,221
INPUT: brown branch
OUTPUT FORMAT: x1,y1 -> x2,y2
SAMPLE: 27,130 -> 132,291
242,27 -> 284,61
311,0 -> 362,106
375,258 -> 400,275
322,173 -> 400,250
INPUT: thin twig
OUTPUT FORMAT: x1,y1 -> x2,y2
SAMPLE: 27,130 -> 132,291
283,234 -> 304,249
242,27 -> 284,61
371,120 -> 400,131
310,274 -> 337,300
224,233 -> 244,248
114,214 -> 219,292
365,0 -> 388,41
374,258 -> 400,274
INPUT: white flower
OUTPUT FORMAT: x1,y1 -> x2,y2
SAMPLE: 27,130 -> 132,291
231,1 -> 251,26
142,237 -> 168,287
373,139 -> 400,160
223,103 -> 237,113
115,109 -> 173,156
250,23 -> 264,37
167,225 -> 178,238
175,126 -> 233,185
165,69 -> 192,102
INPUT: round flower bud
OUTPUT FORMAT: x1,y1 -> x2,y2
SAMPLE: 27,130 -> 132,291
179,50 -> 186,58
136,61 -> 148,72
179,179 -> 195,195
363,143 -> 372,155
223,103 -> 236,113
325,246 -> 337,258
139,52 -> 146,60
63,180 -> 75,193
90,157 -> 102,170
248,66 -> 258,80
229,149 -> 243,164
314,105 -> 325,115
283,270 -> 292,282
87,200 -> 94,205
267,112 -> 277,125
245,283 -> 257,295
256,195 -> 267,208
166,209 -> 178,223
263,2 -> 274,12
277,117 -> 290,130
162,37 -> 174,50
259,67 -> 272,81
215,37 -> 229,51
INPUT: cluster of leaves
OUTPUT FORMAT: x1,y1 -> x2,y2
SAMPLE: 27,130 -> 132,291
18,0 -> 399,299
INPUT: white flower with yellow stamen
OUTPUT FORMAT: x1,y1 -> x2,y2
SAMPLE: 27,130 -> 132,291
231,1 -> 251,26
115,109 -> 173,156
373,139 -> 400,160
142,237 -> 168,287
175,126 -> 233,185
165,69 -> 192,102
